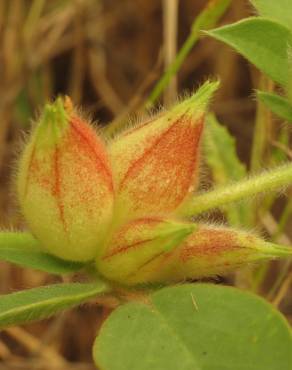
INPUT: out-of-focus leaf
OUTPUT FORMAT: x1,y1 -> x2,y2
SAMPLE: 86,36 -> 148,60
206,18 -> 292,86
250,0 -> 292,30
0,282 -> 109,329
257,91 -> 292,122
14,90 -> 33,128
204,114 -> 251,226
94,284 -> 292,370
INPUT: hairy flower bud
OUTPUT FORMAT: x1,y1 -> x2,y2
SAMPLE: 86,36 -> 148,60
109,81 -> 219,224
97,217 -> 195,283
17,97 -> 114,261
110,224 -> 292,285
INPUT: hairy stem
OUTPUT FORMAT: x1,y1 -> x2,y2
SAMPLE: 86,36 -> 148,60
181,163 -> 292,217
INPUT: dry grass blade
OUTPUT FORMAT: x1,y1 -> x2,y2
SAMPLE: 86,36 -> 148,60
163,0 -> 178,105
5,327 -> 66,366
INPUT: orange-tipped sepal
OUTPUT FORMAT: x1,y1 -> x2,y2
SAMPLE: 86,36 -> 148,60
17,97 -> 114,261
109,81 -> 219,224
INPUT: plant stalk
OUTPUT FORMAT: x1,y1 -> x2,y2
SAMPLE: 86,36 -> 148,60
145,0 -> 232,108
181,163 -> 292,217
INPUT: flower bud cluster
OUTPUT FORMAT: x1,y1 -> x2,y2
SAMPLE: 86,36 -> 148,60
17,82 -> 292,285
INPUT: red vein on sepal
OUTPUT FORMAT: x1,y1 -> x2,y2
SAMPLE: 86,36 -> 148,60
126,250 -> 167,279
102,238 -> 155,260
119,116 -> 204,208
70,117 -> 113,192
53,146 -> 66,231
119,119 -> 179,190
119,116 -> 157,138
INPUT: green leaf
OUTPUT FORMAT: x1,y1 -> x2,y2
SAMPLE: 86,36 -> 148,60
204,114 -> 251,226
0,232 -> 40,250
0,281 -> 109,329
206,18 -> 292,86
257,91 -> 292,122
0,232 -> 84,274
94,284 -> 292,370
0,247 -> 84,275
250,0 -> 292,30
205,114 -> 246,181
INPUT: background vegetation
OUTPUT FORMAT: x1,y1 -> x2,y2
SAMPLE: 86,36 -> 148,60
0,0 -> 291,369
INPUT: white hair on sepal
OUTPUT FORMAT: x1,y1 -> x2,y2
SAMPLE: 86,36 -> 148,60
106,79 -> 218,142
35,95 -> 105,142
201,220 -> 271,243
10,99 -> 58,207
9,125 -> 35,222
0,224 -> 22,233
68,101 -> 108,144
105,103 -> 168,143
195,160 -> 212,191
10,96 -> 110,223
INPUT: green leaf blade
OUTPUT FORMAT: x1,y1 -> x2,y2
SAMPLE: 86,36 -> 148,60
257,90 -> 292,122
206,17 -> 292,86
0,232 -> 40,250
0,247 -> 85,275
94,284 -> 292,370
205,114 -> 246,181
0,282 -> 109,329
0,232 -> 84,274
94,303 -> 201,370
250,0 -> 292,30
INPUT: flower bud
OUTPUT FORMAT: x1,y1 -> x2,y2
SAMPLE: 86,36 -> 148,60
97,217 -> 195,283
109,81 -> 219,224
113,224 -> 292,285
17,97 -> 114,261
